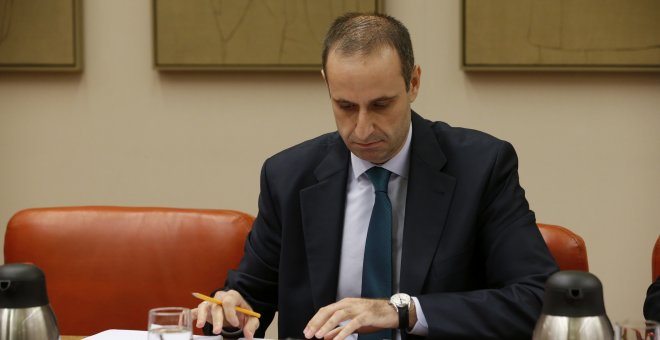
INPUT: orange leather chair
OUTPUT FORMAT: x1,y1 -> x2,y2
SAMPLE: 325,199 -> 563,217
4,206 -> 253,336
538,223 -> 589,272
653,234 -> 660,281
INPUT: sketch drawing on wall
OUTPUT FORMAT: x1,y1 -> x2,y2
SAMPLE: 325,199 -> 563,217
0,0 -> 81,71
154,0 -> 380,70
463,0 -> 660,71
0,0 -> 13,47
527,0 -> 660,55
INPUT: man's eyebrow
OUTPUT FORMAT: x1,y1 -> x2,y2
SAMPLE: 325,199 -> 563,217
332,98 -> 353,103
331,95 -> 398,103
370,95 -> 398,103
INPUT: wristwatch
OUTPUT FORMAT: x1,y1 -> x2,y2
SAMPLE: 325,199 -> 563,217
389,293 -> 411,331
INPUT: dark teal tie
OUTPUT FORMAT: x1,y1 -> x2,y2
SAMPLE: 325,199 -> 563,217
359,167 -> 393,340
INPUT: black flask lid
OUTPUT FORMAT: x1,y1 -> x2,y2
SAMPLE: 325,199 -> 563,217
542,270 -> 607,317
0,263 -> 50,308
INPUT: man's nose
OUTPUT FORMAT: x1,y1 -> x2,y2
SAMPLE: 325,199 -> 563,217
353,109 -> 374,140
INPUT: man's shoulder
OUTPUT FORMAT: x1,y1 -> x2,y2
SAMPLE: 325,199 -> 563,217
259,132 -> 347,189
272,131 -> 342,157
411,113 -> 517,176
266,131 -> 345,167
418,116 -> 510,153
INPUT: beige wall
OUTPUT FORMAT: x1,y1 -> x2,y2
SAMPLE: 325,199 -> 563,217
1,0 -> 659,330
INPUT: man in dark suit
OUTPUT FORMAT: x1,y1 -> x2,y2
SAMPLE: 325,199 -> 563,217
645,277 -> 660,321
194,13 -> 558,339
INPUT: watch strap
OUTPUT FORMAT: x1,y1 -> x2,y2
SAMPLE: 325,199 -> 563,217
398,302 -> 409,331
400,306 -> 409,340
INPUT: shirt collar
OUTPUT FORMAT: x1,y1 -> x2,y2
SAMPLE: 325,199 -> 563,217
350,122 -> 412,180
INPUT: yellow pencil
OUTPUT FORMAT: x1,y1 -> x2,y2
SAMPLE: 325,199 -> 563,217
192,292 -> 261,318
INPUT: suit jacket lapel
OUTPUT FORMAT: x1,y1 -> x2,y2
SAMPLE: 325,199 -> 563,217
400,113 -> 456,295
300,136 -> 349,311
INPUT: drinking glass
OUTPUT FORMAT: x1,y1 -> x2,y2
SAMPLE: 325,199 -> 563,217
614,320 -> 659,340
147,307 -> 193,340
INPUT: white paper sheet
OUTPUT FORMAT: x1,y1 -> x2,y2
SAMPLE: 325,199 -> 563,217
82,329 -> 222,339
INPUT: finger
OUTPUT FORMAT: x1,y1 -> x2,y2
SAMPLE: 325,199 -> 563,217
314,309 -> 350,339
324,326 -> 344,340
211,302 -> 225,334
242,316 -> 260,340
305,309 -> 329,338
221,290 -> 244,327
194,302 -> 209,328
305,302 -> 346,338
332,326 -> 357,340
339,314 -> 386,338
338,316 -> 369,338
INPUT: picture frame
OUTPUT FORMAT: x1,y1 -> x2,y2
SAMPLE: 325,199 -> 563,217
153,0 -> 381,71
0,0 -> 83,71
462,0 -> 660,71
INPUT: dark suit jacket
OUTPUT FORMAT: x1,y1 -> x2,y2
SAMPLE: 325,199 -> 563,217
644,278 -> 660,322
223,112 -> 559,339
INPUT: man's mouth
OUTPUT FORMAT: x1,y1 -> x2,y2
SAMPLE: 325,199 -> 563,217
354,141 -> 382,148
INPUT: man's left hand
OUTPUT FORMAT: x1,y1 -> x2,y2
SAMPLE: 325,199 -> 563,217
303,297 -> 397,340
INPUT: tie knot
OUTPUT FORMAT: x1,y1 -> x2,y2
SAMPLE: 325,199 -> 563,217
366,167 -> 391,193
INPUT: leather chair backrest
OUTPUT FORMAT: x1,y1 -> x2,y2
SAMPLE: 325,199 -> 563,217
4,206 -> 253,336
538,223 -> 589,272
653,235 -> 660,281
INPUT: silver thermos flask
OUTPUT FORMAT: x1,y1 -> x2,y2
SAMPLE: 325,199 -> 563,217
533,270 -> 613,340
0,263 -> 59,340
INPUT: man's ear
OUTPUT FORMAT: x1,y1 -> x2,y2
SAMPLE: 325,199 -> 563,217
408,64 -> 421,103
321,68 -> 326,82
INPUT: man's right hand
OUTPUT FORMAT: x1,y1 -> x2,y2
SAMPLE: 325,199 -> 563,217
192,289 -> 260,339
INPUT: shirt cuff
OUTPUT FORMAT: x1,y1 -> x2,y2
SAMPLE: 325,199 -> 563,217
409,296 -> 429,336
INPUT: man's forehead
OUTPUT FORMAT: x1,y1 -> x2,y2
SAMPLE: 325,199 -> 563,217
327,44 -> 397,62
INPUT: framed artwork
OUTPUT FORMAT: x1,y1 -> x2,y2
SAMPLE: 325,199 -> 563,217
0,0 -> 82,71
153,0 -> 381,71
462,0 -> 660,71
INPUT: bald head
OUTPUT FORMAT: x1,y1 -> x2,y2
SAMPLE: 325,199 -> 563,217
322,13 -> 415,91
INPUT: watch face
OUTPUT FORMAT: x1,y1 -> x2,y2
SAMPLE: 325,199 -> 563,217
391,293 -> 411,307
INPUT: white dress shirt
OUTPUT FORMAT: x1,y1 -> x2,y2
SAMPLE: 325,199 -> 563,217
336,123 -> 428,338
